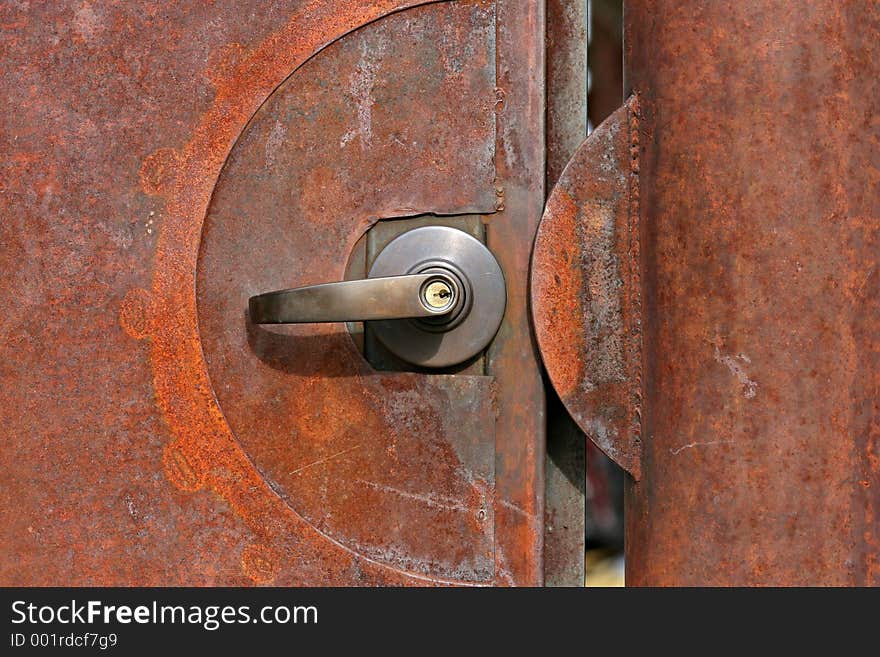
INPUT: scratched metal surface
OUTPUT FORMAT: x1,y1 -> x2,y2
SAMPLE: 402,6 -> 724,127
546,0 -> 589,189
0,0 -> 545,586
624,0 -> 880,585
532,98 -> 643,480
485,0 -> 547,586
543,0 -> 589,587
198,1 -> 498,583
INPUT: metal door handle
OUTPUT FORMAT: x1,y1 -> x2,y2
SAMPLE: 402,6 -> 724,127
247,226 -> 505,368
249,272 -> 458,324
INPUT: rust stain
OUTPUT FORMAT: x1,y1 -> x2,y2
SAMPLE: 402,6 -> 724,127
131,0 -> 508,586
119,287 -> 155,340
545,0 -> 588,188
531,95 -> 642,479
139,148 -> 182,198
241,544 -> 281,584
530,190 -> 583,399
623,0 -> 880,585
196,1 -> 500,584
162,445 -> 204,493
487,0 -> 548,587
3,0 -> 544,587
135,0 -> 466,586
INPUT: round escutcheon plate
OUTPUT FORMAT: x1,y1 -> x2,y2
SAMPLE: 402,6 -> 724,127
369,226 -> 506,368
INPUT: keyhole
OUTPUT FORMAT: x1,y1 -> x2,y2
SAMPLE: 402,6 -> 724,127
421,280 -> 455,310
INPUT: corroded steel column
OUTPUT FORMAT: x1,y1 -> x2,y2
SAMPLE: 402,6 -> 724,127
625,1 -> 880,584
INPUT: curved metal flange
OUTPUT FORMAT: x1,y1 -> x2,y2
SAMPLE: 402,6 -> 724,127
530,95 -> 643,479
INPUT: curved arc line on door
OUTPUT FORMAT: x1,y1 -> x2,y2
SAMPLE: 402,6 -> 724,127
122,0 -> 485,586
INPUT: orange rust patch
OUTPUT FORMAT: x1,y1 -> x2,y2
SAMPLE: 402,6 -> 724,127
162,445 -> 204,492
241,544 -> 280,584
531,190 -> 584,399
205,42 -> 245,84
119,288 -> 155,340
139,148 -> 181,197
530,98 -> 642,479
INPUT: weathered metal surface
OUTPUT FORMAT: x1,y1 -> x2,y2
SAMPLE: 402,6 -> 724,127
544,398 -> 586,586
544,0 -> 589,587
623,0 -> 880,585
197,2 -> 497,584
486,0 -> 547,586
0,0 -> 544,586
546,0 -> 589,188
532,97 -> 642,479
583,0 -> 628,573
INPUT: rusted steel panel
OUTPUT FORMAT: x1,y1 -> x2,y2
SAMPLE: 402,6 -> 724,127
197,1 -> 498,583
624,1 -> 880,585
546,0 -> 589,189
532,97 -> 642,480
544,0 -> 589,587
0,0 -> 541,586
486,0 -> 547,586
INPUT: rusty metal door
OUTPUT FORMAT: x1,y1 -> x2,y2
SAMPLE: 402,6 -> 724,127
9,0 -> 872,589
1,1 -> 547,586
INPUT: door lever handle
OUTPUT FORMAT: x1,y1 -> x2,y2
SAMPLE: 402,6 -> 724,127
246,226 -> 505,368
249,272 -> 458,324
